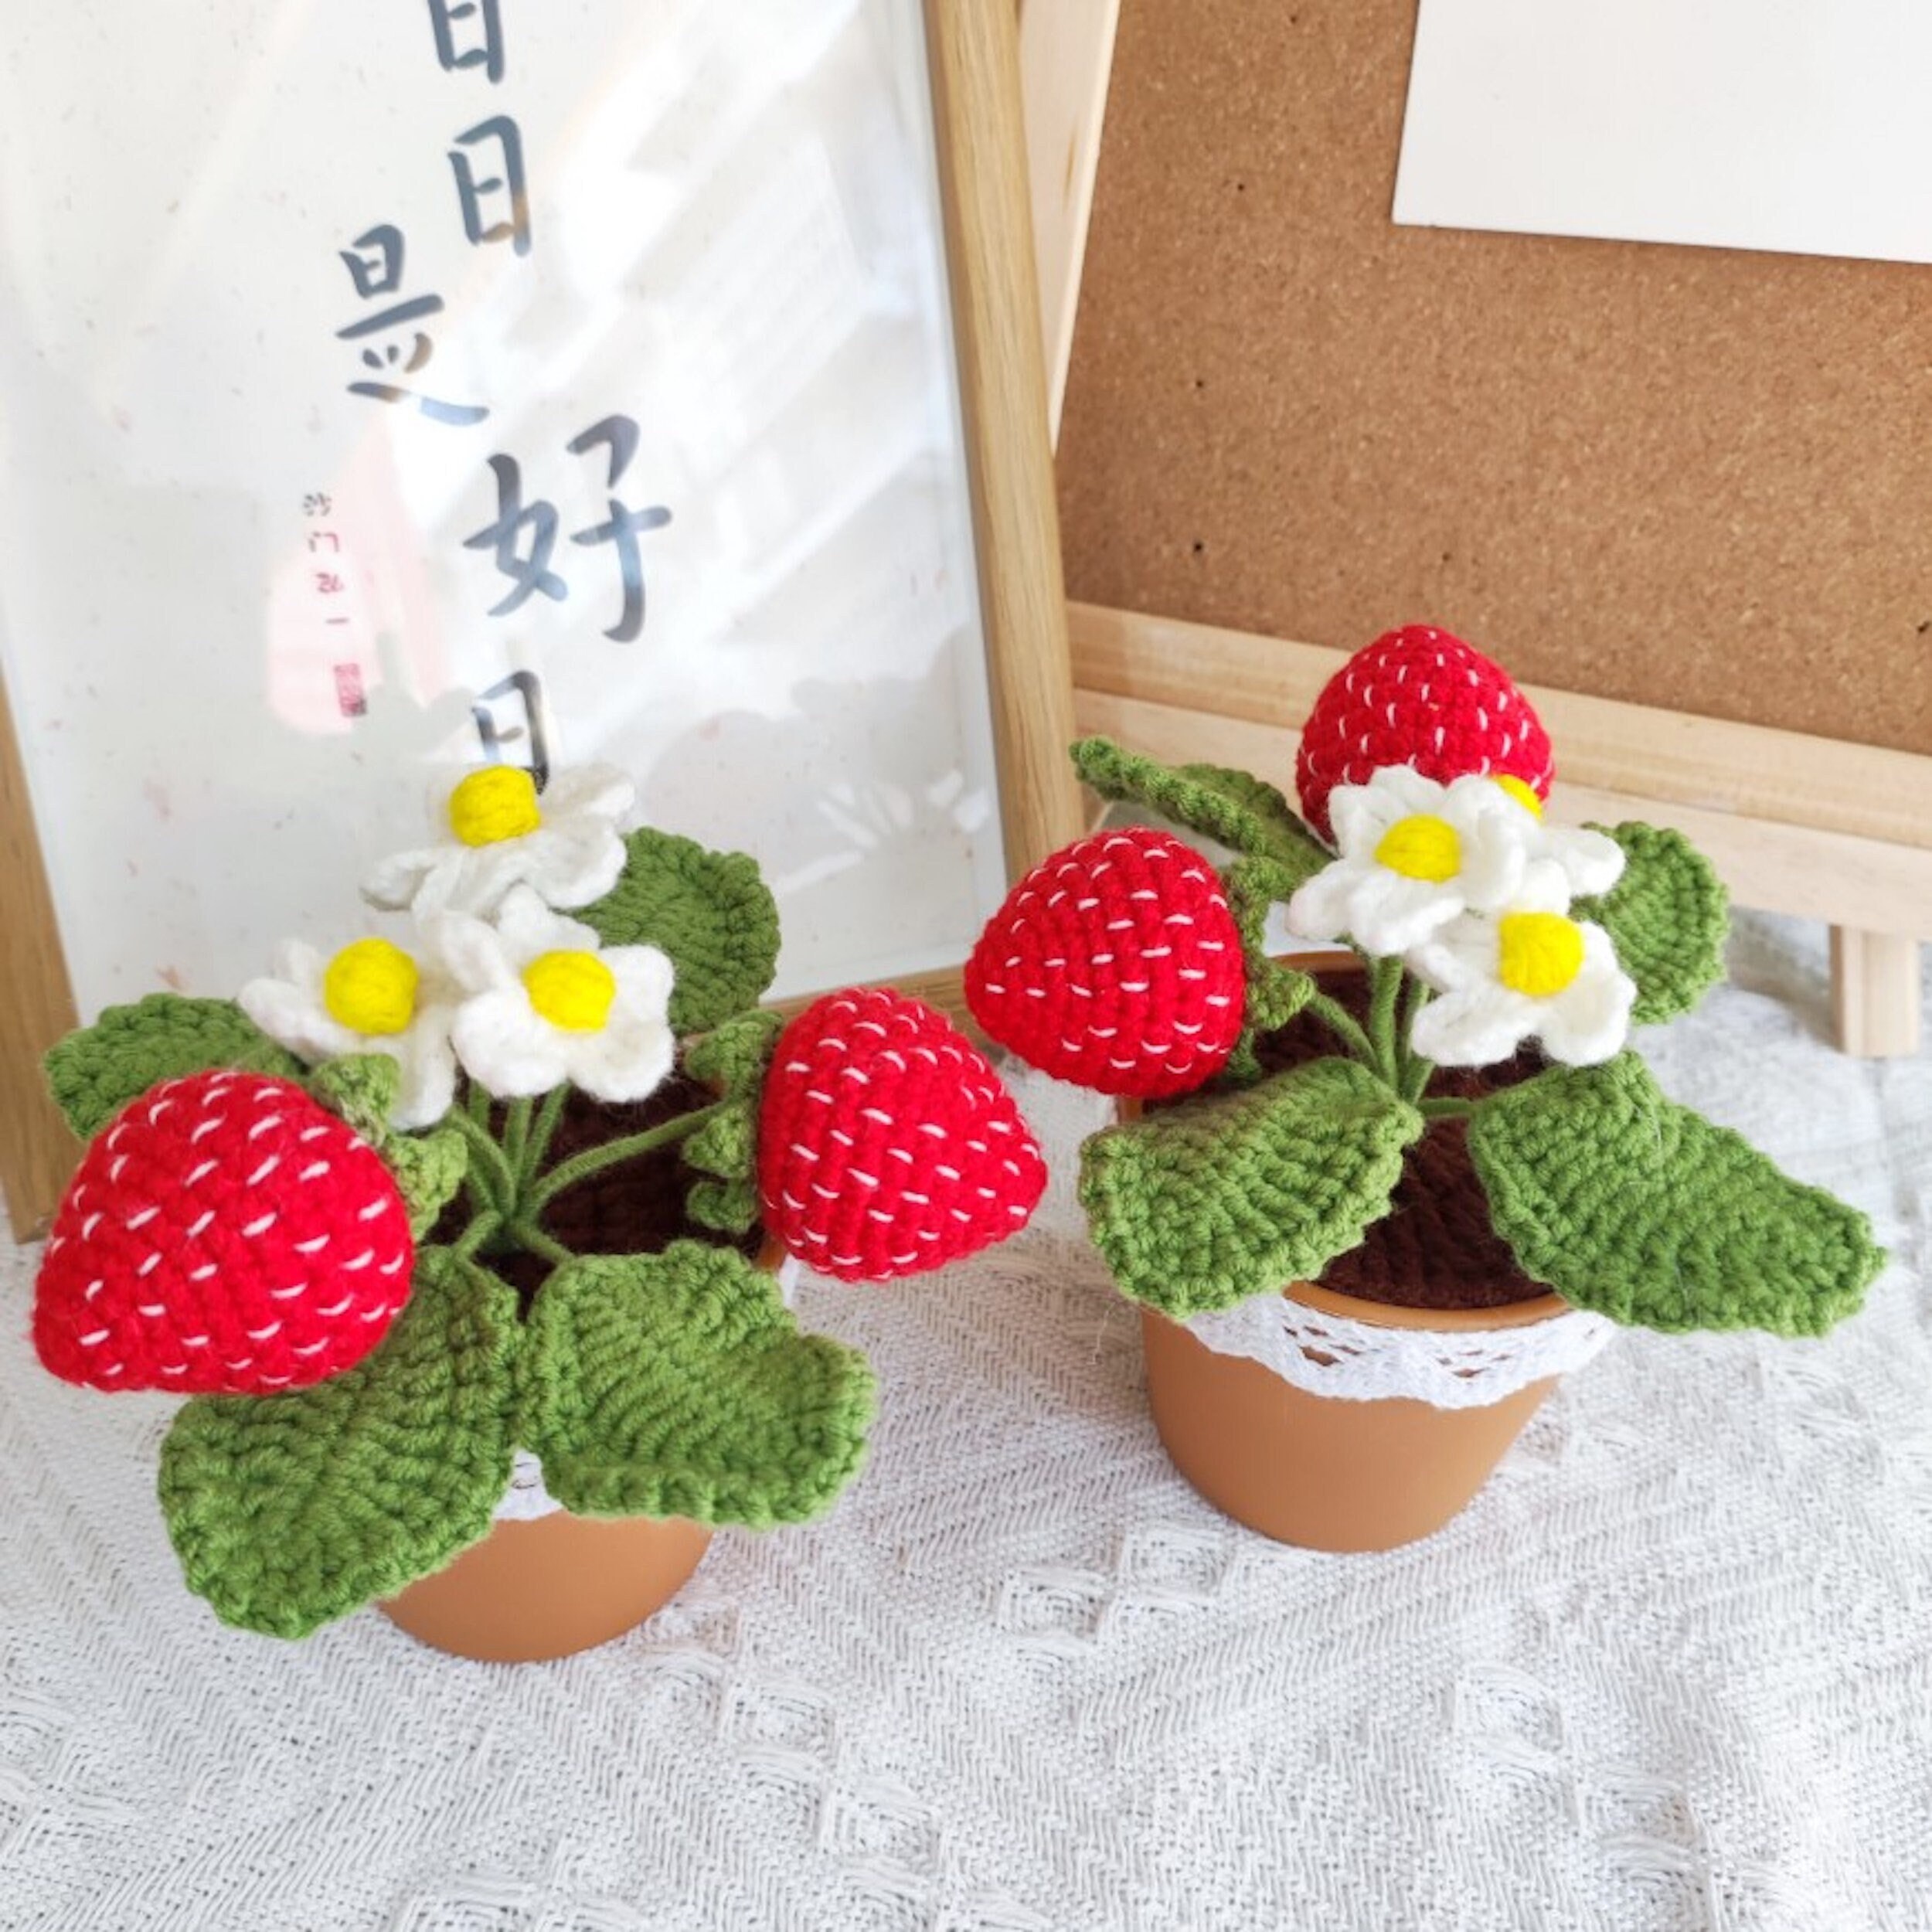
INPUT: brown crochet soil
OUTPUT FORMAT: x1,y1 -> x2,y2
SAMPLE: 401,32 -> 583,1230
1242,965 -> 1546,1314
430,1071 -> 760,1315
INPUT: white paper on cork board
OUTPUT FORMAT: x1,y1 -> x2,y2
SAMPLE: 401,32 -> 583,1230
1393,0 -> 1932,267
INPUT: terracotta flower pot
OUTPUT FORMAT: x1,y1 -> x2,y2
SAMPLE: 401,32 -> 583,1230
1141,1281 -> 1588,1552
379,1503 -> 711,1663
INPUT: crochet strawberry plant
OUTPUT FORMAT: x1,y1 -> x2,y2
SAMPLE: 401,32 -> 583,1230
970,624 -> 1885,1341
30,762 -> 1045,1639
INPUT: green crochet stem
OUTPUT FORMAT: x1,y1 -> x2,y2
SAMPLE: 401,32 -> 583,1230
447,1105 -> 519,1217
1300,988 -> 1376,1066
501,1095 -> 532,1184
523,1098 -> 731,1216
525,1084 -> 571,1185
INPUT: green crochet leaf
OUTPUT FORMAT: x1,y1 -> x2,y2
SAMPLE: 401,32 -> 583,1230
519,1242 -> 876,1528
1079,1057 -> 1422,1316
305,1056 -> 467,1238
579,828 -> 780,1034
1219,853 -> 1318,1084
1572,822 -> 1730,1026
1468,1054 -> 1883,1337
44,995 -> 303,1143
683,1008 -> 784,1100
689,1176 -> 760,1234
158,1249 -> 520,1638
1072,736 -> 1331,878
685,1103 -> 755,1181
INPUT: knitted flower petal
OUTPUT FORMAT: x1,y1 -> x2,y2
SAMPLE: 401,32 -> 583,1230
1410,981 -> 1537,1067
360,764 -> 633,918
451,988 -> 573,1097
1534,927 -> 1636,1066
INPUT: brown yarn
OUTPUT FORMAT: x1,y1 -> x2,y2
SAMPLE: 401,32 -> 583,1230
433,1074 -> 760,1314
1251,967 -> 1545,1312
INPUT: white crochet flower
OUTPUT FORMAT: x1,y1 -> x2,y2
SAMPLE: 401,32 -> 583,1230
239,937 -> 460,1128
434,887 -> 675,1102
1487,774 -> 1627,898
362,763 -> 634,918
1406,879 -> 1636,1068
1284,767 -> 1546,956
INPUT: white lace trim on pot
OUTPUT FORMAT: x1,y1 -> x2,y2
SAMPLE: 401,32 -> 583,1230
494,1449 -> 565,1522
1182,1293 -> 1619,1410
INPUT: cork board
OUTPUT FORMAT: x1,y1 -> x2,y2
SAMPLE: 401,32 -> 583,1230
1056,0 -> 1932,757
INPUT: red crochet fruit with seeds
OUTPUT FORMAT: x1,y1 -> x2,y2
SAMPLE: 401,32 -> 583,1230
1295,624 -> 1554,843
758,988 -> 1047,1283
964,828 -> 1245,1099
34,1070 -> 414,1395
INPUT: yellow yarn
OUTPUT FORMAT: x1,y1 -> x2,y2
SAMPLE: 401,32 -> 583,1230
1498,912 -> 1584,998
1493,774 -> 1543,816
522,950 -> 616,1032
448,767 -> 541,847
323,939 -> 419,1036
1374,813 -> 1461,883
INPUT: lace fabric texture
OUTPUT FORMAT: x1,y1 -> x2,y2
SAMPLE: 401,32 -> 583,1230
2,913 -> 1929,1930
1185,1293 -> 1620,1407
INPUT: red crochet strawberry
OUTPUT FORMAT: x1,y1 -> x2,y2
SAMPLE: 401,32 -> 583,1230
1295,624 -> 1554,842
758,988 -> 1046,1283
965,828 -> 1244,1099
34,1070 -> 413,1395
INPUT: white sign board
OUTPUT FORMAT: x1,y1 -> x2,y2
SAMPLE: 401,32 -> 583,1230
1394,0 -> 1932,267
0,0 -> 1006,1019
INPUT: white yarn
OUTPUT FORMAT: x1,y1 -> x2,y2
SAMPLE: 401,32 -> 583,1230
1184,1291 -> 1619,1408
2,915 -> 1927,1931
492,1449 -> 565,1522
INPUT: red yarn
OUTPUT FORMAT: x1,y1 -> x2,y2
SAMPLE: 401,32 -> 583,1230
757,988 -> 1046,1284
1295,625 -> 1554,842
34,1071 -> 414,1395
965,828 -> 1244,1099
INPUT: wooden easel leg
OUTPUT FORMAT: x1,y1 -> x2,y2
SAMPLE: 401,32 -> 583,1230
1829,929 -> 1922,1057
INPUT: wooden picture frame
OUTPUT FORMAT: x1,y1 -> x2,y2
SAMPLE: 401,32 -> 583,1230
0,0 -> 1080,1236
1055,2 -> 1931,1061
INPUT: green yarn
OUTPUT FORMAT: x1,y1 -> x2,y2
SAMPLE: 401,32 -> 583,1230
1078,1057 -> 1423,1317
688,1176 -> 760,1233
518,1242 -> 876,1528
1220,852 -> 1318,1083
682,1105 -> 760,1233
1468,1053 -> 1884,1336
680,1009 -> 783,1233
157,1249 -> 521,1638
44,995 -> 302,1142
578,827 -> 780,1033
305,1054 -> 467,1236
682,1007 -> 783,1094
1573,822 -> 1730,1026
1071,736 -> 1329,879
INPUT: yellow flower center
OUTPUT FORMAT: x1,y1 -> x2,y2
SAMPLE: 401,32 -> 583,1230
1493,774 -> 1543,816
1374,812 -> 1462,883
522,950 -> 616,1032
322,938 -> 419,1036
1497,912 -> 1585,999
448,767 -> 542,848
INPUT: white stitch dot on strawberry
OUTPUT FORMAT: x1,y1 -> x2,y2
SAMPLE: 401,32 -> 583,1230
242,1213 -> 277,1236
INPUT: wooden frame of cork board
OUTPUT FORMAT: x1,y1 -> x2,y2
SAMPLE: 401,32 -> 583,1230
1054,0 -> 1932,1057
0,0 -> 1080,1240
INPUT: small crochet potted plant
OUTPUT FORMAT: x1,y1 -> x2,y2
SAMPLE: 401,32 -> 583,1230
964,625 -> 1886,1551
29,763 -> 1046,1658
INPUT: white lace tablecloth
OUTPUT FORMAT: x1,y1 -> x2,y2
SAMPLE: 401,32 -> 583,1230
4,912 -> 1930,1932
